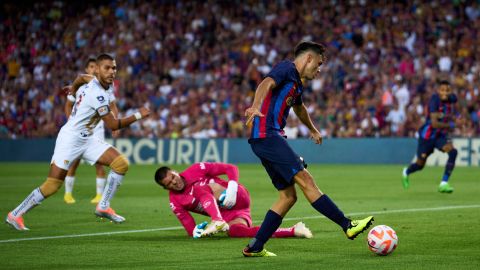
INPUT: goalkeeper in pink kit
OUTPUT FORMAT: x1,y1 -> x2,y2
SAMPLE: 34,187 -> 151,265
154,162 -> 312,239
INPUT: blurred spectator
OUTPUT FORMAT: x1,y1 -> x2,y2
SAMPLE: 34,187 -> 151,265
386,103 -> 406,137
360,111 -> 379,137
0,0 -> 478,139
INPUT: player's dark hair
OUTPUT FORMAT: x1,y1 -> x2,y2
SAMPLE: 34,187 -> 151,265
85,57 -> 96,68
154,166 -> 171,188
294,41 -> 326,58
96,53 -> 114,63
439,80 -> 450,86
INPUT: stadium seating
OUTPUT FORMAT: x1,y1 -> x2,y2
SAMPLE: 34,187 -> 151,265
1,1 -> 479,139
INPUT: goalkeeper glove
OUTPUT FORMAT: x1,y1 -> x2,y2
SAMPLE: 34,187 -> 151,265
193,221 -> 208,239
221,181 -> 238,209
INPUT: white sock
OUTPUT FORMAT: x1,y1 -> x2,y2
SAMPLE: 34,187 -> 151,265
96,177 -> 106,195
12,188 -> 45,217
440,181 -> 449,186
65,176 -> 75,193
98,171 -> 123,210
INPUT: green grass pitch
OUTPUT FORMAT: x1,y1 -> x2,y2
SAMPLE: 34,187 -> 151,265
0,163 -> 479,270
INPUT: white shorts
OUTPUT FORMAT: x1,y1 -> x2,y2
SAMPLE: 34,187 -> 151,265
51,128 -> 111,170
93,121 -> 105,141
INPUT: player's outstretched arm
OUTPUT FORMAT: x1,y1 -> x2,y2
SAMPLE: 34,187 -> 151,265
245,77 -> 276,127
110,101 -> 119,118
102,107 -> 150,131
170,201 -> 197,236
293,104 -> 322,144
109,102 -> 120,137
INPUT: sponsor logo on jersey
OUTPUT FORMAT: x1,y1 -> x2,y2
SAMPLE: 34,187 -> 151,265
203,201 -> 211,208
97,96 -> 105,103
286,96 -> 294,106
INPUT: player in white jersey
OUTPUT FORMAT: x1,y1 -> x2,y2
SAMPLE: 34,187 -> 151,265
6,54 -> 150,230
63,58 -> 119,205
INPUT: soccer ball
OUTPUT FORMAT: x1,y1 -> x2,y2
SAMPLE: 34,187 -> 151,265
367,225 -> 398,255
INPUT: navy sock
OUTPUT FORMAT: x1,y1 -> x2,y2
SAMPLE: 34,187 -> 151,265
406,163 -> 423,175
442,149 -> 457,181
248,210 -> 283,251
311,195 -> 350,231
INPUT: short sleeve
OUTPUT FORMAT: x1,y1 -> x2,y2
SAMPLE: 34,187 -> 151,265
89,91 -> 110,116
428,95 -> 440,113
448,94 -> 457,103
266,61 -> 295,87
294,93 -> 303,105
169,194 -> 196,236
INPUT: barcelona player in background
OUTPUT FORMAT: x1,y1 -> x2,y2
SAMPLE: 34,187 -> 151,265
402,80 -> 458,193
243,41 -> 374,257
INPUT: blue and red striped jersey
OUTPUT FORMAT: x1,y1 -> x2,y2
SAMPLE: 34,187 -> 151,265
418,93 -> 457,139
250,60 -> 303,139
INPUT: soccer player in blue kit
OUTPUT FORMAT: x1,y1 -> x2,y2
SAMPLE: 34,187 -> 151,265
402,80 -> 458,193
243,41 -> 374,257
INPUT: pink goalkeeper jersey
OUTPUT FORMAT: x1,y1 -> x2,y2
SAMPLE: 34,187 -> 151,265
168,162 -> 239,235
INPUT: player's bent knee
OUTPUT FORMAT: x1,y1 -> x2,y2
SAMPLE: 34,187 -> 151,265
39,177 -> 63,198
282,194 -> 297,207
289,195 -> 297,206
110,155 -> 129,174
416,159 -> 426,168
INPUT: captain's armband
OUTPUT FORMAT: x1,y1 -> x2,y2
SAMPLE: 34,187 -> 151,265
96,105 -> 110,117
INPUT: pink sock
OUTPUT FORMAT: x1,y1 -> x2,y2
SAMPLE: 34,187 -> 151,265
272,227 -> 295,238
228,223 -> 295,238
192,184 -> 223,221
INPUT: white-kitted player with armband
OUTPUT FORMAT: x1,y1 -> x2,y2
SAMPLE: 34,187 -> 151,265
6,53 -> 150,230
63,57 -> 120,205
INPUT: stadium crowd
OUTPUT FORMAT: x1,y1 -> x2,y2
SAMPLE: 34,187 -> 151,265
1,0 -> 479,139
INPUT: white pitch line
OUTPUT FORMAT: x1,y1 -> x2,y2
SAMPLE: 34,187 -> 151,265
1,204 -> 479,244
0,226 -> 183,244
282,204 -> 480,222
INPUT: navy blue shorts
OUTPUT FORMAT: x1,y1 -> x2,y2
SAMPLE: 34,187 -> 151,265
249,135 -> 304,190
416,137 -> 450,160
